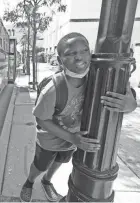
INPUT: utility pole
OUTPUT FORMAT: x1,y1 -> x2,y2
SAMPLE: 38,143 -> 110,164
63,0 -> 138,202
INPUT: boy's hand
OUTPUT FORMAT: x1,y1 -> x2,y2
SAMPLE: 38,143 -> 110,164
101,82 -> 137,113
72,131 -> 100,152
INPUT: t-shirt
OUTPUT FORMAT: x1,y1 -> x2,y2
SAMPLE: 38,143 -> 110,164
33,72 -> 87,151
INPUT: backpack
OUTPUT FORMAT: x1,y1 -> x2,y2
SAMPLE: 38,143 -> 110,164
35,71 -> 68,129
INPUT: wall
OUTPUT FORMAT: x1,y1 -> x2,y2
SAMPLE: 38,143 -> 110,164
130,20 -> 140,88
43,0 -> 72,51
131,21 -> 140,46
70,0 -> 102,19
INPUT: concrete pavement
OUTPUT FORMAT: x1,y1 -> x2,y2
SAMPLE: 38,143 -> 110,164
0,63 -> 140,202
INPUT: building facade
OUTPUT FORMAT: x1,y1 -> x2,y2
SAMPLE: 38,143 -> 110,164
0,18 -> 9,92
43,0 -> 140,56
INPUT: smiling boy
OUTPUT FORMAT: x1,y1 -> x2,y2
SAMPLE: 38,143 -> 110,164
20,32 -> 137,202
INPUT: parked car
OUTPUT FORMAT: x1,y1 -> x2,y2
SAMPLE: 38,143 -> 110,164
50,55 -> 59,66
135,43 -> 140,46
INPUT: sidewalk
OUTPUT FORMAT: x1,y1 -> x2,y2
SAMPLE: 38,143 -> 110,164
0,66 -> 140,202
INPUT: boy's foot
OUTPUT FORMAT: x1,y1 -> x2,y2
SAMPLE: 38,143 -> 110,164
41,177 -> 62,202
20,179 -> 34,202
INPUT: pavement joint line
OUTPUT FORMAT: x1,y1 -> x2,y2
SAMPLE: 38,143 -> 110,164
118,155 -> 140,180
12,123 -> 35,126
0,85 -> 18,194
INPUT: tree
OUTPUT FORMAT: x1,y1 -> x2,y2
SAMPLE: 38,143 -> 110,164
18,22 -> 32,75
3,4 -> 31,75
20,32 -> 32,73
23,0 -> 66,89
3,0 -> 66,89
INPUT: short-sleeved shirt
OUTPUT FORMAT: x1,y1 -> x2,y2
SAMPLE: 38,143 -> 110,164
33,72 -> 87,151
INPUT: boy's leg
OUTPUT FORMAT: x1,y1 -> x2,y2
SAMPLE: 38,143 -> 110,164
43,149 -> 75,181
41,161 -> 62,202
41,150 -> 75,202
20,143 -> 57,202
43,161 -> 62,181
28,162 -> 42,183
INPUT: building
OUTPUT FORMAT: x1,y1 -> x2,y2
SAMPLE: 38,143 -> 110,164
0,18 -> 9,92
43,0 -> 140,55
0,18 -> 15,138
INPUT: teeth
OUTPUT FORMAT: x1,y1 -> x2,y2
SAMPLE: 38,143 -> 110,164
77,62 -> 84,66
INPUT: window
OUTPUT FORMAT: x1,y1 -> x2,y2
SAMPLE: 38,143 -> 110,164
4,40 -> 6,51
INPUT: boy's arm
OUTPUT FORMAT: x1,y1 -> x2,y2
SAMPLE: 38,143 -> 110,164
36,118 -> 75,144
34,83 -> 74,142
33,80 -> 56,121
36,118 -> 100,152
34,81 -> 73,142
101,82 -> 137,113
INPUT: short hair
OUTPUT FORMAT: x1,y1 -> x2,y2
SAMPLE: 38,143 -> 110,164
57,32 -> 89,56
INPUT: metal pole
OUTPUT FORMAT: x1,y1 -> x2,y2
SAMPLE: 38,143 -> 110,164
64,0 -> 138,202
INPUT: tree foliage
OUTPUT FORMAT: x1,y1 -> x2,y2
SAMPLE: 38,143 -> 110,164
3,0 -> 67,35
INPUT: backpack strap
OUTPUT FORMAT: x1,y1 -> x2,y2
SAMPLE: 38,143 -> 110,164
35,76 -> 52,105
52,72 -> 68,115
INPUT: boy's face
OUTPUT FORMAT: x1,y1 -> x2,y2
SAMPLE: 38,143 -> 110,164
58,37 -> 91,74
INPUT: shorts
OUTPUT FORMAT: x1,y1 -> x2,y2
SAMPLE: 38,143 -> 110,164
33,143 -> 75,171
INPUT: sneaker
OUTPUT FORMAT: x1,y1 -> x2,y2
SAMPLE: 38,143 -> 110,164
41,177 -> 63,202
20,180 -> 34,202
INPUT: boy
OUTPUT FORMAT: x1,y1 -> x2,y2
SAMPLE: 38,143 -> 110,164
20,32 -> 137,202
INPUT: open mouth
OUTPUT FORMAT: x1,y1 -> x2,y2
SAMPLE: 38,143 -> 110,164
76,62 -> 86,68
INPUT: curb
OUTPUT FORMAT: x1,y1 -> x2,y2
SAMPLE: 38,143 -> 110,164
0,84 -> 18,194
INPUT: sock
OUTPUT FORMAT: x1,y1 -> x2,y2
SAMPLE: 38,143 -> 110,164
23,179 -> 34,188
42,177 -> 51,185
